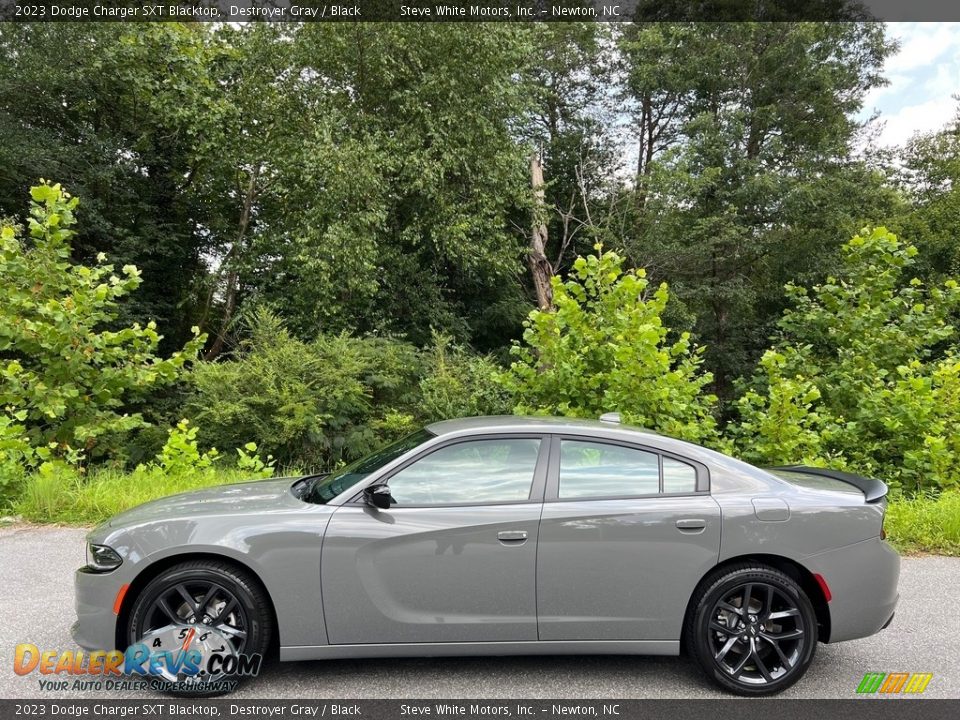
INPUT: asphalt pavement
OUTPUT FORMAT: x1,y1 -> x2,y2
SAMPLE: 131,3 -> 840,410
1,524 -> 957,699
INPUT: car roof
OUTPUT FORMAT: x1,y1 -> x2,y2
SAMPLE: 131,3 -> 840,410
426,415 -> 663,439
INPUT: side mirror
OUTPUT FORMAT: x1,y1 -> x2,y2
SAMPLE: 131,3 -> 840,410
363,483 -> 394,510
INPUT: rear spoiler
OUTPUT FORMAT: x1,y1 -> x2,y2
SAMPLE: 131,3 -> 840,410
771,465 -> 889,503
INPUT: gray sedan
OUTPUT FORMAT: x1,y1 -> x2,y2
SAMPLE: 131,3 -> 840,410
73,415 -> 899,696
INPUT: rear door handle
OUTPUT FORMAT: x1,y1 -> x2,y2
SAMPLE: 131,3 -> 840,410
498,530 -> 528,542
676,518 -> 706,531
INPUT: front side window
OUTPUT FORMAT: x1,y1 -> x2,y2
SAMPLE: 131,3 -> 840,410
305,429 -> 435,504
387,438 -> 541,506
559,440 -> 660,499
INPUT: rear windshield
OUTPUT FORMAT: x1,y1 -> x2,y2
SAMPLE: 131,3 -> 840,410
769,470 -> 863,495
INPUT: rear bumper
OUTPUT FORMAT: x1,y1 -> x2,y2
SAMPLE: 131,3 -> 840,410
805,537 -> 900,643
72,567 -> 121,651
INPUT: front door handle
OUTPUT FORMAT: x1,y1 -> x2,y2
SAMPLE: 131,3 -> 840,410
676,518 -> 706,531
498,530 -> 528,542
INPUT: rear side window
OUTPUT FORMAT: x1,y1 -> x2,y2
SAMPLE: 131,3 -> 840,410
558,440 -> 659,499
662,457 -> 697,494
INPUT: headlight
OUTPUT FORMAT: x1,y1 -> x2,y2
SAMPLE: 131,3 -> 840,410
86,543 -> 122,572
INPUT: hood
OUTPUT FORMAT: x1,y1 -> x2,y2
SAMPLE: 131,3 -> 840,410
103,477 -> 303,529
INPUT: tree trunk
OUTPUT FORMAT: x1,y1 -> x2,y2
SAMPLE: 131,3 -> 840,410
528,154 -> 554,310
204,167 -> 259,360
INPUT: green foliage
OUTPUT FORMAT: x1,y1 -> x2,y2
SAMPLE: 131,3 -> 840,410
501,246 -> 718,443
149,419 -> 219,477
885,491 -> 960,556
15,417 -> 275,522
619,22 -> 898,397
186,309 -> 422,470
417,332 -> 513,423
733,351 -> 832,466
890,108 -> 960,279
15,463 -> 257,525
0,183 -> 204,470
735,228 -> 960,491
235,442 -> 276,477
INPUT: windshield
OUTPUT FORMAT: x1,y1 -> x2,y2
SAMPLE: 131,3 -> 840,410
304,428 -> 435,504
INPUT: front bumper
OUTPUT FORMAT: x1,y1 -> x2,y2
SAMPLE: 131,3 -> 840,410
806,537 -> 900,643
72,567 -> 122,651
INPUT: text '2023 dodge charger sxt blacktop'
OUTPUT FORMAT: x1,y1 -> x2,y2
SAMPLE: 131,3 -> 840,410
74,414 -> 899,695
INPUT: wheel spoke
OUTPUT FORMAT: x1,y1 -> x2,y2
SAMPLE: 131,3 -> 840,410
156,597 -> 180,623
763,628 -> 803,640
715,636 -> 738,663
197,584 -> 219,617
752,645 -> 774,682
175,584 -> 200,620
217,623 -> 247,640
764,585 -> 774,616
730,647 -> 751,677
211,597 -> 238,625
718,600 -> 743,616
761,635 -> 793,670
710,620 -> 732,634
742,584 -> 753,614
768,608 -> 800,620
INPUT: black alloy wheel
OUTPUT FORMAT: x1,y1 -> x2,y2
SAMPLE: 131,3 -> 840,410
687,565 -> 818,695
126,560 -> 272,696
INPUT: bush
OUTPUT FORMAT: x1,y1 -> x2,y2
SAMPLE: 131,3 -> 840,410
417,332 -> 512,422
734,228 -> 960,492
16,419 -> 274,524
499,246 -> 719,443
0,183 -> 203,471
187,309 -> 422,470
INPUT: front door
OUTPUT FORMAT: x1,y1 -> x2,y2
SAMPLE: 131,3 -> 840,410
322,435 -> 547,645
536,436 -> 721,641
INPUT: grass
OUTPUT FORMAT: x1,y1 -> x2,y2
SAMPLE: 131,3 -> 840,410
13,466 -> 267,525
7,468 -> 960,557
885,491 -> 960,556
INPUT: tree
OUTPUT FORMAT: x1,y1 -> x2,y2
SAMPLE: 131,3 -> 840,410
734,228 -> 960,492
500,246 -> 718,443
0,183 -> 204,469
522,24 -> 618,305
891,103 -> 960,280
620,22 -> 897,398
0,24 -> 225,352
252,24 -> 533,349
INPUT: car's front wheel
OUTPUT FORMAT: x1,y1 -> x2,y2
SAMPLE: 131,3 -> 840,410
126,560 -> 272,696
686,564 -> 818,695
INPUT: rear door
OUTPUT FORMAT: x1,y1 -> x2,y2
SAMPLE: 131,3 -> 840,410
322,435 -> 547,645
536,435 -> 721,641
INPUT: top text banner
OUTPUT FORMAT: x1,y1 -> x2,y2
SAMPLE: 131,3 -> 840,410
1,0 -> 959,22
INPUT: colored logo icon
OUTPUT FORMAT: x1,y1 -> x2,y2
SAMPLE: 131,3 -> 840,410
856,672 -> 933,694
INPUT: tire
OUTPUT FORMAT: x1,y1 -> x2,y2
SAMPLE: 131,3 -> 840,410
126,560 -> 272,696
685,564 -> 818,696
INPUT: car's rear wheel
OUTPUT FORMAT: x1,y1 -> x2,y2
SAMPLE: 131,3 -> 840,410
126,560 -> 272,696
686,564 -> 817,695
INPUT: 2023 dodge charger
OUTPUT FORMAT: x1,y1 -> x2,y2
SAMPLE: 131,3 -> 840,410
74,415 -> 899,695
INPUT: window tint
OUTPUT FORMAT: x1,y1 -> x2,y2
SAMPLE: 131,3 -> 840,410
307,429 -> 434,504
387,438 -> 541,505
559,440 -> 659,499
662,456 -> 697,494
